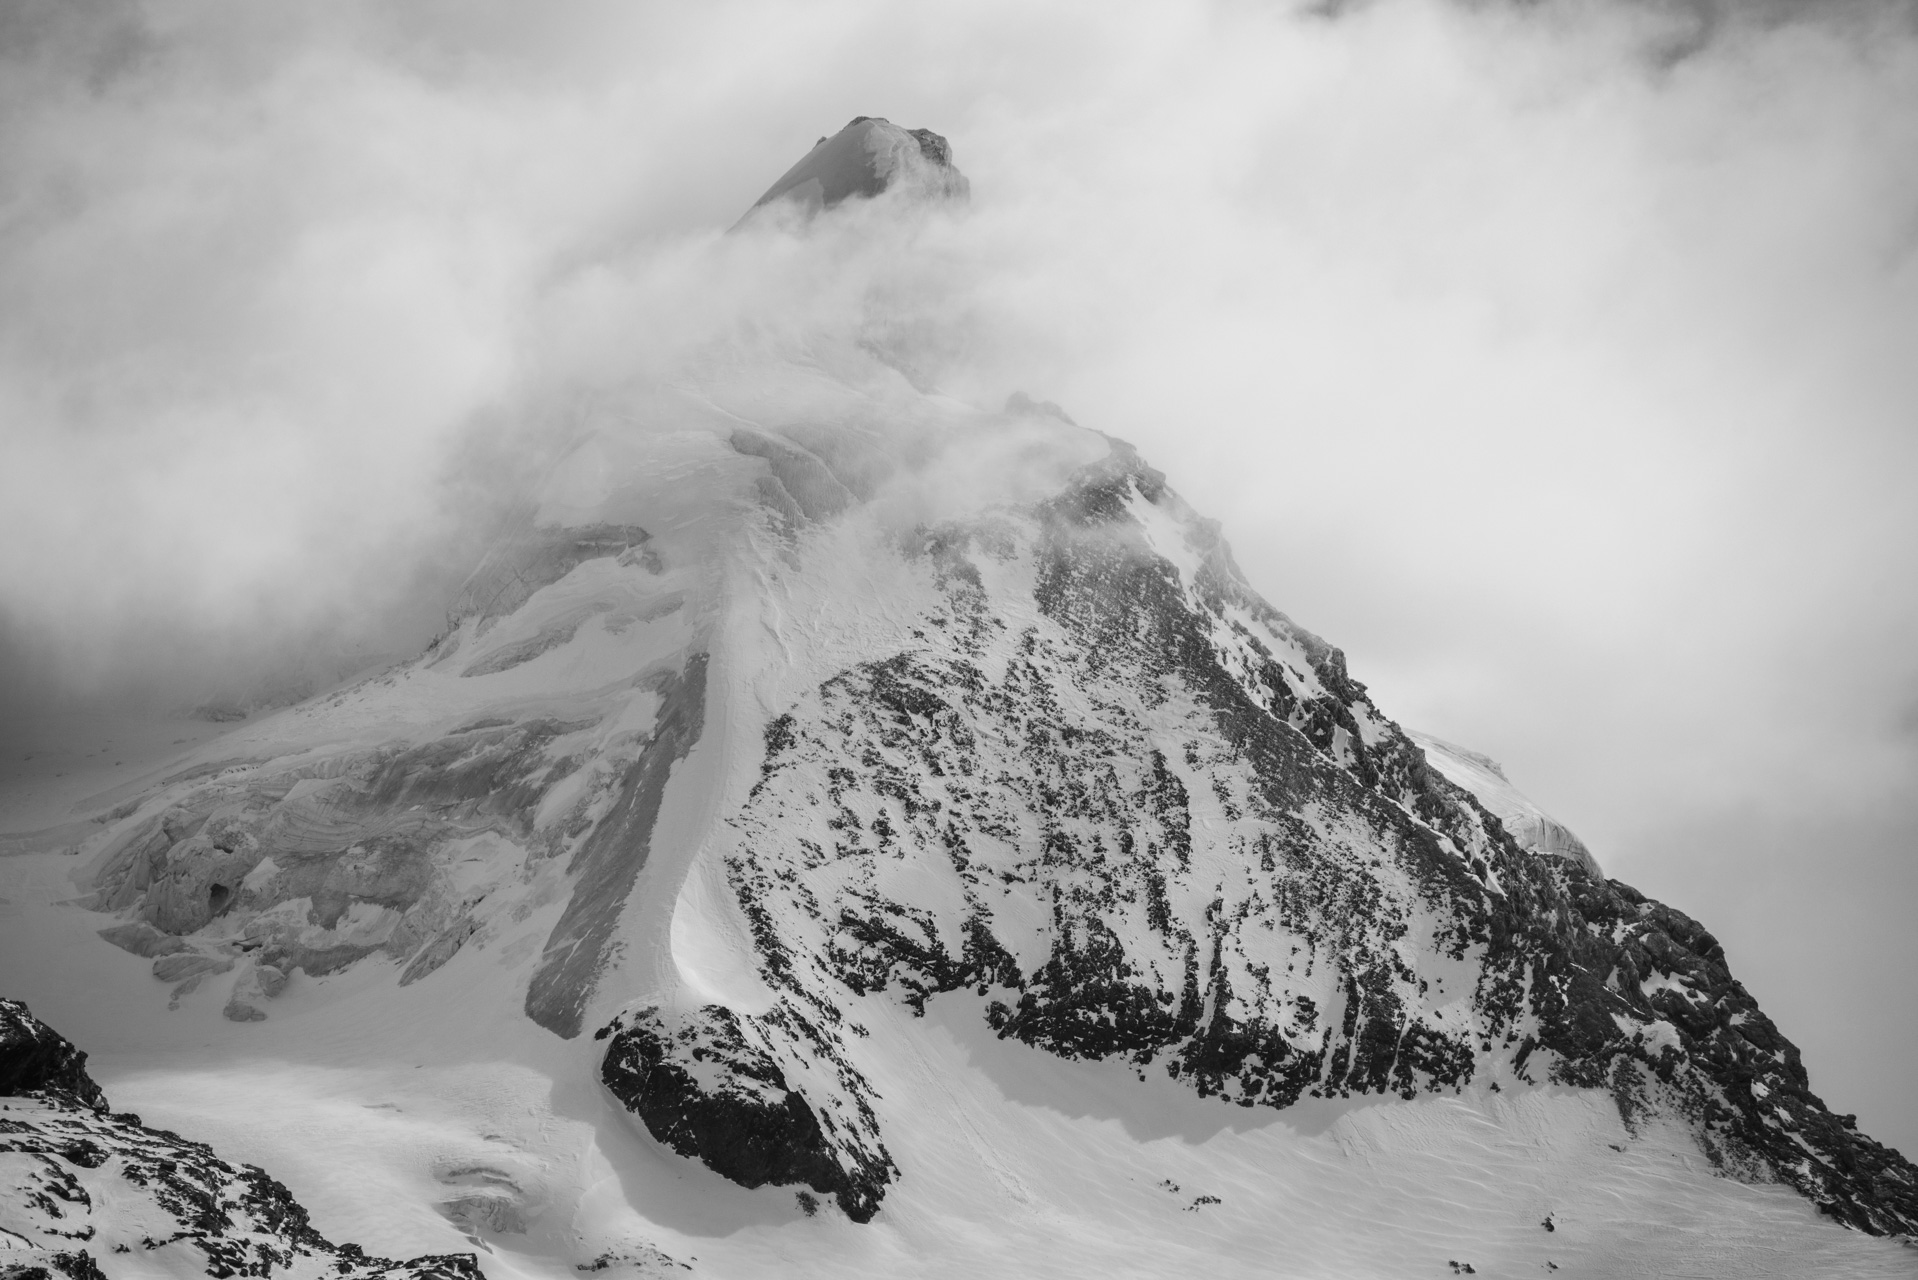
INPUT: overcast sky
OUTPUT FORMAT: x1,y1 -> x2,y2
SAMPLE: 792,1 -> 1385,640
2,0 -> 1914,1154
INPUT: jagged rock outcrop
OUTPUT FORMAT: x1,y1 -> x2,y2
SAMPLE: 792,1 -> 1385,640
0,999 -> 480,1280
0,1004 -> 105,1115
597,1006 -> 887,1222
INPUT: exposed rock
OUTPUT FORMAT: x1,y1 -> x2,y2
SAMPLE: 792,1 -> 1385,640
0,1249 -> 108,1280
0,999 -> 480,1280
575,1243 -> 689,1274
0,1001 -> 105,1112
739,116 -> 969,223
599,1005 -> 887,1222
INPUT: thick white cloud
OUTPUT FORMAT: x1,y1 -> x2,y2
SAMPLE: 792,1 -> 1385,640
2,0 -> 1914,1151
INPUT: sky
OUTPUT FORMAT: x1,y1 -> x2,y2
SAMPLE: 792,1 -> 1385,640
1,0 -> 1914,1155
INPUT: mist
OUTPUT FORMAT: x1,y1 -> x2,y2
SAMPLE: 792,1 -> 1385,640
2,0 -> 1915,1152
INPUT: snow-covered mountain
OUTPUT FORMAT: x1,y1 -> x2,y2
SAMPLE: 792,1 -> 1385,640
738,116 -> 970,226
4,120 -> 1916,1280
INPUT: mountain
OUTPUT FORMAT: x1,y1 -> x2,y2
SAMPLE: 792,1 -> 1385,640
1410,733 -> 1602,878
736,116 -> 969,227
2,123 -> 1915,1280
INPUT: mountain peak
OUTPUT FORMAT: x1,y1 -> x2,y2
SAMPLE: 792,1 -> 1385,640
740,116 -> 969,223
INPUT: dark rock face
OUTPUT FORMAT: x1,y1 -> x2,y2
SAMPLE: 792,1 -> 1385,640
0,1250 -> 108,1280
599,1006 -> 885,1222
602,441 -> 1918,1235
904,126 -> 953,168
0,999 -> 480,1280
0,1001 -> 105,1113
1521,878 -> 1918,1235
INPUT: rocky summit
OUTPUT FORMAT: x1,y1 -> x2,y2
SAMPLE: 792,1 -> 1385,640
2,123 -> 1914,1280
590,435 -> 1918,1234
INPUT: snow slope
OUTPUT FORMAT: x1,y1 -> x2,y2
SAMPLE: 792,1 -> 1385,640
737,117 -> 969,226
1411,733 -> 1602,878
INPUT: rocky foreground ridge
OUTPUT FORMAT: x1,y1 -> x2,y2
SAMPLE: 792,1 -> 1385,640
0,999 -> 480,1280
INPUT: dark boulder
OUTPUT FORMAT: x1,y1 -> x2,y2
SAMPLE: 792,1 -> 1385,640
0,999 -> 106,1111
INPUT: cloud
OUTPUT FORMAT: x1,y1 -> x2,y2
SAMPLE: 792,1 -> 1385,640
2,0 -> 1915,1145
